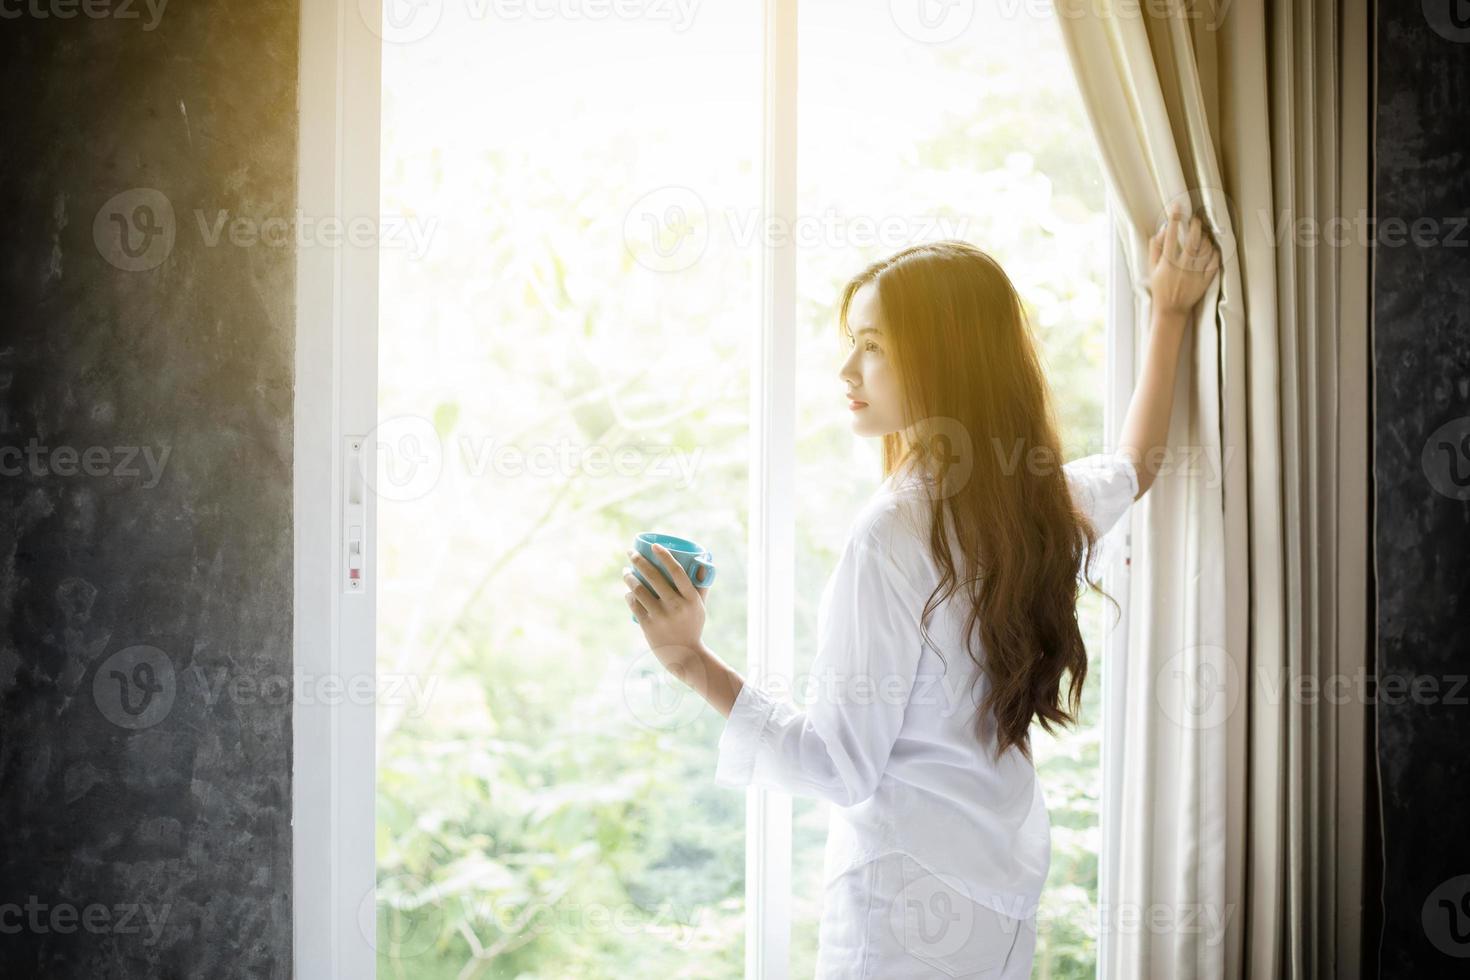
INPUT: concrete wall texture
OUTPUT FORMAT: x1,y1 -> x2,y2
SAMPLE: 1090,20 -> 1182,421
1372,2 -> 1470,976
0,3 -> 299,976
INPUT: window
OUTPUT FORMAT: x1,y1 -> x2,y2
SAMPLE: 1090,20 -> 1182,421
298,1 -> 1128,976
375,7 -> 764,978
790,4 -> 1119,976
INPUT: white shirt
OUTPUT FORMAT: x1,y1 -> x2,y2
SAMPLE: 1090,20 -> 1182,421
714,451 -> 1139,923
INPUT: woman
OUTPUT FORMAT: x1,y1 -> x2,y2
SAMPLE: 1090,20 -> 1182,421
622,206 -> 1221,978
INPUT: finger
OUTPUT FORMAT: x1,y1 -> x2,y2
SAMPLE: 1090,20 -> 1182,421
623,568 -> 660,609
624,591 -> 649,621
1186,213 -> 1203,253
627,551 -> 668,600
653,543 -> 696,597
1164,208 -> 1184,262
1149,224 -> 1164,266
1196,233 -> 1221,269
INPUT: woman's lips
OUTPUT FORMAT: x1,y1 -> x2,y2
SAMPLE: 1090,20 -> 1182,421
848,399 -> 868,411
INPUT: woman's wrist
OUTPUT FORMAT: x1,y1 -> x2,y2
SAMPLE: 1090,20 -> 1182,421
1150,305 -> 1192,330
667,643 -> 743,719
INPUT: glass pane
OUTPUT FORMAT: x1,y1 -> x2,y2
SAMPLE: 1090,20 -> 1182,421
795,2 -> 1110,976
377,8 -> 761,977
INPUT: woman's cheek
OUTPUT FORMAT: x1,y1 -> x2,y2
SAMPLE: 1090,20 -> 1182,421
875,369 -> 897,415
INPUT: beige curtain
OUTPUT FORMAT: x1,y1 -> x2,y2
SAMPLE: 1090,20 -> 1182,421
1053,0 -> 1369,977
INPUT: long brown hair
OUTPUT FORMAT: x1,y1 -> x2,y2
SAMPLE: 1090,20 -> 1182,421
837,240 -> 1117,761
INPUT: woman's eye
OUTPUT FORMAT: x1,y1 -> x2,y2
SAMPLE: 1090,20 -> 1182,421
865,341 -> 881,353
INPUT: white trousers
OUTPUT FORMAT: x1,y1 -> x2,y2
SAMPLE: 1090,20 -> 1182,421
814,851 -> 1038,979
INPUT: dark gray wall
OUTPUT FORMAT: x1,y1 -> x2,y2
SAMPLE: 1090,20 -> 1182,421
0,2 -> 298,976
1373,1 -> 1470,977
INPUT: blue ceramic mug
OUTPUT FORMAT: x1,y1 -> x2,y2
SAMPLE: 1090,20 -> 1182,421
629,531 -> 717,623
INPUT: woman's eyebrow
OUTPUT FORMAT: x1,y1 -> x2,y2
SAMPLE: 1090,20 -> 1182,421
853,326 -> 884,337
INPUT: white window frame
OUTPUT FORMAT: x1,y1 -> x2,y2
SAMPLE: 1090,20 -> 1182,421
294,0 -> 380,975
1098,199 -> 1136,980
741,0 -> 800,977
292,1 -> 1127,975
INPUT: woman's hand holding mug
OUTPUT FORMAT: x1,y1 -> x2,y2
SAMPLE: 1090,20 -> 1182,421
623,533 -> 715,671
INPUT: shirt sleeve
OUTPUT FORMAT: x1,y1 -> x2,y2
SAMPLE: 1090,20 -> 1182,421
713,517 -> 927,808
1063,451 -> 1139,539
1063,452 -> 1139,584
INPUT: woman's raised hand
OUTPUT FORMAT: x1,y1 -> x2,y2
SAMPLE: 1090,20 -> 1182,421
1148,206 -> 1221,317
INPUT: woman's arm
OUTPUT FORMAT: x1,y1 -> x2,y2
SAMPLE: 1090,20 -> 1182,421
1116,307 -> 1190,500
1117,207 -> 1221,499
672,641 -> 741,719
630,520 -> 928,808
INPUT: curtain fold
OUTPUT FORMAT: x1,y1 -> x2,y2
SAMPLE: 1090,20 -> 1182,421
1052,0 -> 1361,975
